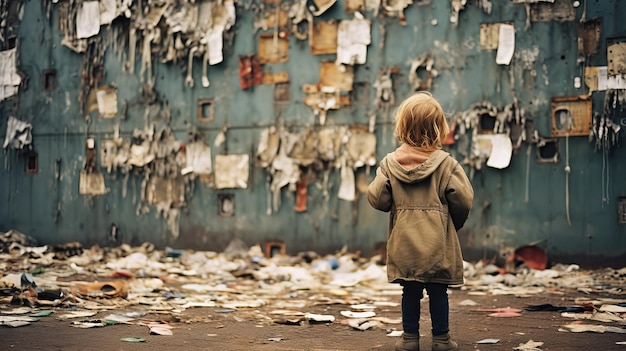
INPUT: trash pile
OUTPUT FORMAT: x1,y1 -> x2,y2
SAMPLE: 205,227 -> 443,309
1,229 -> 625,342
1,229 -> 403,334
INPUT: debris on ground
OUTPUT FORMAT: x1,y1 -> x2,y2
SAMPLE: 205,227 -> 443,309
1,229 -> 625,344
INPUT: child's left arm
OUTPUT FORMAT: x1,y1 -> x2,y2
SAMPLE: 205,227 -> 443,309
367,164 -> 393,212
446,165 -> 474,230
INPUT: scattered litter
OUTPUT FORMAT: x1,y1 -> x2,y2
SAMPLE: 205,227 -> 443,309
1,232 -> 625,346
561,311 -> 624,323
305,313 -> 335,323
340,311 -> 376,318
599,304 -> 626,313
30,310 -> 53,317
350,304 -> 377,311
524,304 -> 586,313
477,338 -> 500,344
347,318 -> 384,331
120,337 -> 146,343
72,281 -> 128,298
103,313 -> 136,324
559,323 -> 626,334
57,311 -> 99,320
471,307 -> 522,317
70,320 -> 117,328
146,322 -> 174,335
387,330 -> 403,337
0,315 -> 38,327
1,307 -> 32,315
371,317 -> 402,324
514,339 -> 544,350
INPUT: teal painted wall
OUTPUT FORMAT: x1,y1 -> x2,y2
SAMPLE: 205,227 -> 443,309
1,0 -> 625,266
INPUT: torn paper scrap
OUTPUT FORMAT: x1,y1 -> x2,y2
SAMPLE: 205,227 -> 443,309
336,14 -> 371,65
99,0 -> 117,25
477,339 -> 500,344
496,23 -> 515,65
77,2 -> 101,39
337,158 -> 356,201
79,170 -> 108,196
183,141 -> 212,175
96,85 -> 118,118
586,66 -> 626,91
3,116 -> 32,150
0,48 -> 22,101
514,340 -> 544,350
486,134 -> 513,169
206,29 -> 224,65
214,154 -> 250,189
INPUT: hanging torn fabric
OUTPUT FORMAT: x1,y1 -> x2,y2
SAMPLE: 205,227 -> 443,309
294,172 -> 308,212
336,12 -> 371,66
382,0 -> 413,22
408,54 -> 437,92
96,85 -> 118,118
317,126 -> 347,162
289,128 -> 319,167
345,129 -> 377,168
76,1 -> 100,39
337,156 -> 356,201
450,0 -> 467,26
0,48 -> 22,101
268,152 -> 300,213
256,127 -> 281,168
3,116 -> 32,150
308,0 -> 338,16
182,141 -> 213,176
373,68 -> 395,111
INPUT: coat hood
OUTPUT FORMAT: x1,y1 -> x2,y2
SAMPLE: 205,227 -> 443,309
384,146 -> 450,184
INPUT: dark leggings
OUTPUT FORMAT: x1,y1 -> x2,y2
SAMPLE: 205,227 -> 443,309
400,281 -> 449,336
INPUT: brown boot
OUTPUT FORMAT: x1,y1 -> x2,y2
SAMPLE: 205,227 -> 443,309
395,332 -> 420,351
431,333 -> 458,351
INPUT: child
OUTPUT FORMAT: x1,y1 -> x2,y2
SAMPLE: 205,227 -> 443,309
367,91 -> 474,351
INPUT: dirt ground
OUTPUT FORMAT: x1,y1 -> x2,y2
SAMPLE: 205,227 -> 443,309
2,286 -> 625,351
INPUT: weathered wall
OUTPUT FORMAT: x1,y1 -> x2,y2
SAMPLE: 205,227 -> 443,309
1,0 -> 625,267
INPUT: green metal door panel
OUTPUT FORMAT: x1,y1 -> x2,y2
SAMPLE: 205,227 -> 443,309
2,0 -> 625,265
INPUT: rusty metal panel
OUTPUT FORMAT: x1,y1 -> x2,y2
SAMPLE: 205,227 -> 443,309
262,71 -> 289,85
578,18 -> 602,57
479,23 -> 500,51
319,61 -> 354,92
258,33 -> 289,63
607,37 -> 626,76
551,95 -> 592,137
310,20 -> 338,55
529,0 -> 575,22
345,0 -> 365,13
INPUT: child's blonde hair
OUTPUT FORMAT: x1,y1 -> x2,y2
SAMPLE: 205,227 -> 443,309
393,91 -> 449,150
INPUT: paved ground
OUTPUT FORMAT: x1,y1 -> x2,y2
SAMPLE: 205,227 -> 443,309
2,285 -> 625,351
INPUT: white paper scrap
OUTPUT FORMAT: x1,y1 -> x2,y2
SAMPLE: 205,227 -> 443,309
486,134 -> 513,169
496,23 -> 515,65
77,2 -> 100,39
